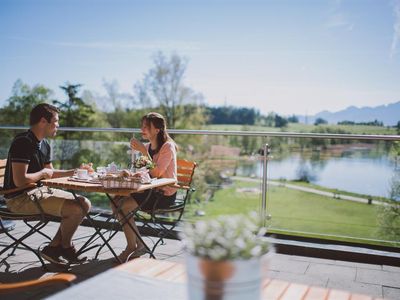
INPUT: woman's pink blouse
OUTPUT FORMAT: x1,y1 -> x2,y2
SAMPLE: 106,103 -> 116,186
146,141 -> 177,196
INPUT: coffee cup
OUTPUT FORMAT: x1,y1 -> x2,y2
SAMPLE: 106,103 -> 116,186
76,169 -> 88,179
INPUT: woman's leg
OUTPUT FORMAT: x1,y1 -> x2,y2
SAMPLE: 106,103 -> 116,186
111,196 -> 144,251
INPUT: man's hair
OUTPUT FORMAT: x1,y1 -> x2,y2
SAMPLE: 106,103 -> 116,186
29,103 -> 60,126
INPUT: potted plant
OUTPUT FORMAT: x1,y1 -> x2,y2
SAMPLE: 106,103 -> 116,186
181,212 -> 271,300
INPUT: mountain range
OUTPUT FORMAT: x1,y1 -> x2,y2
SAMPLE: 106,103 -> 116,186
298,101 -> 400,126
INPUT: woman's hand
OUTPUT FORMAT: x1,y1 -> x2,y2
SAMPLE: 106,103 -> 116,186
80,162 -> 94,173
130,138 -> 147,155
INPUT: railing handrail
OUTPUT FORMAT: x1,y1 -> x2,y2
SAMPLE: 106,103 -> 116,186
1,125 -> 399,141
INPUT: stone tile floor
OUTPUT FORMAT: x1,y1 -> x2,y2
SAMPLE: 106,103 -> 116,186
1,220 -> 399,299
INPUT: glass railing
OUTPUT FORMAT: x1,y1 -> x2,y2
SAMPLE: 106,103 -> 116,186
1,126 -> 399,249
261,136 -> 399,247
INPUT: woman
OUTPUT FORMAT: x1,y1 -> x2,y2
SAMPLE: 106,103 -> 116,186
112,112 -> 177,262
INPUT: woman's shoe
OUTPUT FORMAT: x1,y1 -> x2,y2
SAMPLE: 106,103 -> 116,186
131,246 -> 147,258
117,246 -> 147,263
117,249 -> 132,263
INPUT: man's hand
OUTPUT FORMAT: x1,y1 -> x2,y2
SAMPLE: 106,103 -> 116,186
44,162 -> 75,178
41,168 -> 54,179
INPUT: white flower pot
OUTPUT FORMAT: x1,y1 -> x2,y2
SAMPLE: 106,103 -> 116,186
186,254 -> 269,300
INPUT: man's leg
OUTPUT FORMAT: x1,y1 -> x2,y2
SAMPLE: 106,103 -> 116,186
48,228 -> 62,247
57,197 -> 91,248
40,190 -> 91,264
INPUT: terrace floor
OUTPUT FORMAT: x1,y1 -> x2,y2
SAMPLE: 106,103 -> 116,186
1,220 -> 400,300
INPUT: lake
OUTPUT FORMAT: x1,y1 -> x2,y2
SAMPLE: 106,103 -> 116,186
236,150 -> 399,198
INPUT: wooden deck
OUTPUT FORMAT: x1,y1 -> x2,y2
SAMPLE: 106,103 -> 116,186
1,220 -> 400,299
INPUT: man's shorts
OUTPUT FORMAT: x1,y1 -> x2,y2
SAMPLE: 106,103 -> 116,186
6,187 -> 76,217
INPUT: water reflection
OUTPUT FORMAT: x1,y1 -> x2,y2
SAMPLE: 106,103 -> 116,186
236,149 -> 395,198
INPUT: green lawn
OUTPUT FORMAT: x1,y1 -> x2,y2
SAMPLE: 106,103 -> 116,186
87,178 -> 398,247
186,180 -> 399,247
281,180 -> 389,202
205,123 -> 397,135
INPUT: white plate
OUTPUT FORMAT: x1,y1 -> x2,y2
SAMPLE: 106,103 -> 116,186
68,176 -> 100,184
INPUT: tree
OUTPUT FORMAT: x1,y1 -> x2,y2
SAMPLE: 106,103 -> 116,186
378,172 -> 400,240
0,79 -> 54,126
80,89 -> 113,132
52,83 -> 96,168
274,114 -> 288,128
53,83 -> 95,130
377,141 -> 400,239
207,106 -> 259,125
258,112 -> 275,127
134,52 -> 207,129
338,120 -> 355,125
397,121 -> 400,135
338,120 -> 383,126
295,161 -> 316,183
102,79 -> 135,110
314,118 -> 328,126
98,80 -> 138,128
287,115 -> 299,123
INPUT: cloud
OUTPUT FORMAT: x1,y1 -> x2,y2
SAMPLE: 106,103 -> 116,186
50,40 -> 201,51
325,0 -> 354,31
326,12 -> 354,30
390,0 -> 400,58
7,36 -> 201,51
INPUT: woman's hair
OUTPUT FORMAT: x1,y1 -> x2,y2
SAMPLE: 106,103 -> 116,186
141,112 -> 176,153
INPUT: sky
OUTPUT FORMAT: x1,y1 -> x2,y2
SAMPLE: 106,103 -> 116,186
0,0 -> 399,116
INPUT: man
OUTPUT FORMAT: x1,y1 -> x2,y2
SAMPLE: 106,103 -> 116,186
3,103 -> 91,265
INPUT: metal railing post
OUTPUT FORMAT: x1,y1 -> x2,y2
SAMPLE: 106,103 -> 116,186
261,143 -> 270,226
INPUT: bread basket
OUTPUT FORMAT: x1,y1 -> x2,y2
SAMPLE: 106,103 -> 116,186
98,170 -> 151,189
99,175 -> 142,189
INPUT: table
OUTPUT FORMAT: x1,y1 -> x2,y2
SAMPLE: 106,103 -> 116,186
48,258 -> 382,300
41,177 -> 176,196
41,177 -> 176,261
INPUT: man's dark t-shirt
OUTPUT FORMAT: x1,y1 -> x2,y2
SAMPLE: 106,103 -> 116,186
4,130 -> 51,198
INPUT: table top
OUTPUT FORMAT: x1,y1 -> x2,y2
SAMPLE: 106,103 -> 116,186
48,258 -> 382,300
41,177 -> 176,196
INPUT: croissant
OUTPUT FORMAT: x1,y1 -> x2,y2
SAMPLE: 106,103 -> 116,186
120,169 -> 132,178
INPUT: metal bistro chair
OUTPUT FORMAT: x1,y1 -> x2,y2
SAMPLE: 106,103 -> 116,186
0,159 -> 53,269
137,159 -> 197,254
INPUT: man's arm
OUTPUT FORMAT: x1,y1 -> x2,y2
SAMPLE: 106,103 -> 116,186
44,163 -> 75,178
12,163 -> 53,187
